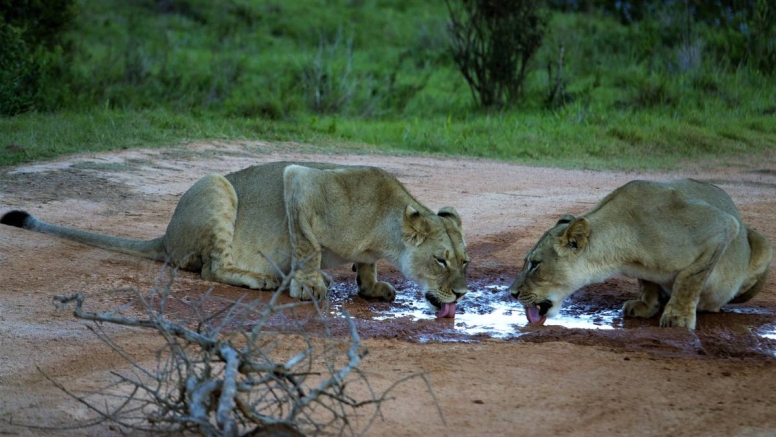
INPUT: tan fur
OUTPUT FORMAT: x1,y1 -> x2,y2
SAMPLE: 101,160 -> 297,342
509,179 -> 773,329
7,162 -> 470,307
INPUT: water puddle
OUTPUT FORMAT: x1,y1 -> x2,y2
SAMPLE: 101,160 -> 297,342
729,309 -> 776,343
758,327 -> 776,340
323,277 -> 776,358
330,283 -> 621,341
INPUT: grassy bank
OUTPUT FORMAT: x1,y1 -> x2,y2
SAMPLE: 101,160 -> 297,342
1,0 -> 774,169
3,105 -> 774,169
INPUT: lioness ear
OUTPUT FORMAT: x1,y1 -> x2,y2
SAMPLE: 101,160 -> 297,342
556,214 -> 575,225
403,205 -> 429,246
554,217 -> 590,256
437,206 -> 462,229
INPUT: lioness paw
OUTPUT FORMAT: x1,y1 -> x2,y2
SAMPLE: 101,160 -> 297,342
290,274 -> 328,301
659,304 -> 696,329
246,275 -> 280,290
359,281 -> 396,302
622,299 -> 659,319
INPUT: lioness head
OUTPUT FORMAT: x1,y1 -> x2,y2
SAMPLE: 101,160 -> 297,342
509,214 -> 592,325
399,205 -> 469,314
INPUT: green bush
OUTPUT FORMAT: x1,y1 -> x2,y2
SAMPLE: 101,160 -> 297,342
301,31 -> 357,115
750,0 -> 776,74
0,22 -> 40,116
0,0 -> 78,48
2,0 -> 772,121
446,0 -> 548,108
0,0 -> 78,115
626,74 -> 677,110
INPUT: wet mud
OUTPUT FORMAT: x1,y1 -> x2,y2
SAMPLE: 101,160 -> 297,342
4,145 -> 776,436
154,266 -> 776,362
4,149 -> 776,364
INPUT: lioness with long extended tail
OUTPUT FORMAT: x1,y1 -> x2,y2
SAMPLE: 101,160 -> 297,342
2,161 -> 469,316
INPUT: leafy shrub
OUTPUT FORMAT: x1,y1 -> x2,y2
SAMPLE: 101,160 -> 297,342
750,0 -> 776,74
301,30 -> 357,115
224,69 -> 302,120
0,0 -> 78,48
0,22 -> 40,116
0,0 -> 78,115
625,74 -> 677,110
446,0 -> 548,108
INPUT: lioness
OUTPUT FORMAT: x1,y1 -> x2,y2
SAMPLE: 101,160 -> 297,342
1,162 -> 469,315
510,179 -> 772,329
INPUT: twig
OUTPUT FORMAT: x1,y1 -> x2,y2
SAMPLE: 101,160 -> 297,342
39,263 -> 440,436
54,293 -> 217,349
216,344 -> 239,437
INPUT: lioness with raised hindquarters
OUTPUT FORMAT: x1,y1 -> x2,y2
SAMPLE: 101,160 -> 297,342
1,161 -> 469,317
510,179 -> 772,329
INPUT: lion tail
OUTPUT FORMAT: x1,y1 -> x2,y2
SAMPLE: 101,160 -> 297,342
1,210 -> 167,262
729,226 -> 773,304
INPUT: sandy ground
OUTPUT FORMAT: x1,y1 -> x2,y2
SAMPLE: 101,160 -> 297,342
1,141 -> 776,436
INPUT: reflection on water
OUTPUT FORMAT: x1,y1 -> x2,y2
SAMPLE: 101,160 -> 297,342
333,284 -> 621,339
329,281 -> 776,351
759,328 -> 776,340
723,308 -> 776,345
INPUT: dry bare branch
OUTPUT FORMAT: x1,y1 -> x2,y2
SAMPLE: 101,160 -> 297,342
20,262 -> 441,436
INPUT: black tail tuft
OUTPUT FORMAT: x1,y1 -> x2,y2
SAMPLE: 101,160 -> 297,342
1,210 -> 31,228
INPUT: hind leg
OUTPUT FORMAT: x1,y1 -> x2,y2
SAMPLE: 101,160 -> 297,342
661,228 -> 737,328
730,227 -> 773,304
622,280 -> 662,319
166,174 -> 280,290
354,263 -> 396,302
658,206 -> 741,329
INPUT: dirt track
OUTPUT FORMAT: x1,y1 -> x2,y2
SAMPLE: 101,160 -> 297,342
1,142 -> 776,436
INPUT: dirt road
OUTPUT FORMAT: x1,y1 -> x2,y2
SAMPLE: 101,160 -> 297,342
1,142 -> 775,436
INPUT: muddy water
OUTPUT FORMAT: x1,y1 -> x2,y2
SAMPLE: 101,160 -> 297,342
314,272 -> 776,360
159,269 -> 776,360
329,281 -> 621,342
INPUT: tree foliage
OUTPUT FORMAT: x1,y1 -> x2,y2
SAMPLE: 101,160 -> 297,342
547,0 -> 775,73
0,0 -> 78,47
0,0 -> 77,116
0,22 -> 39,116
446,0 -> 548,108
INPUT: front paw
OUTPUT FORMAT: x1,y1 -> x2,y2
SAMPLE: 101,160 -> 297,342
358,281 -> 396,302
289,273 -> 328,301
659,304 -> 696,329
246,275 -> 280,290
622,299 -> 659,319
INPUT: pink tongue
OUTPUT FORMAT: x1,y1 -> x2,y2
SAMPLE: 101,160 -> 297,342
436,302 -> 456,319
525,306 -> 547,325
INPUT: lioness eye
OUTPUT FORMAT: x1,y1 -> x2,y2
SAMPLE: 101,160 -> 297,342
435,256 -> 447,267
528,260 -> 541,272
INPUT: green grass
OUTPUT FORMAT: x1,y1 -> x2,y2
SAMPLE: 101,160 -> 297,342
0,110 -> 323,167
1,0 -> 774,169
3,106 -> 774,169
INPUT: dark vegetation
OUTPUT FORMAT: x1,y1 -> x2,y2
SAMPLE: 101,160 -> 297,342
1,0 -> 774,168
447,0 -> 548,108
